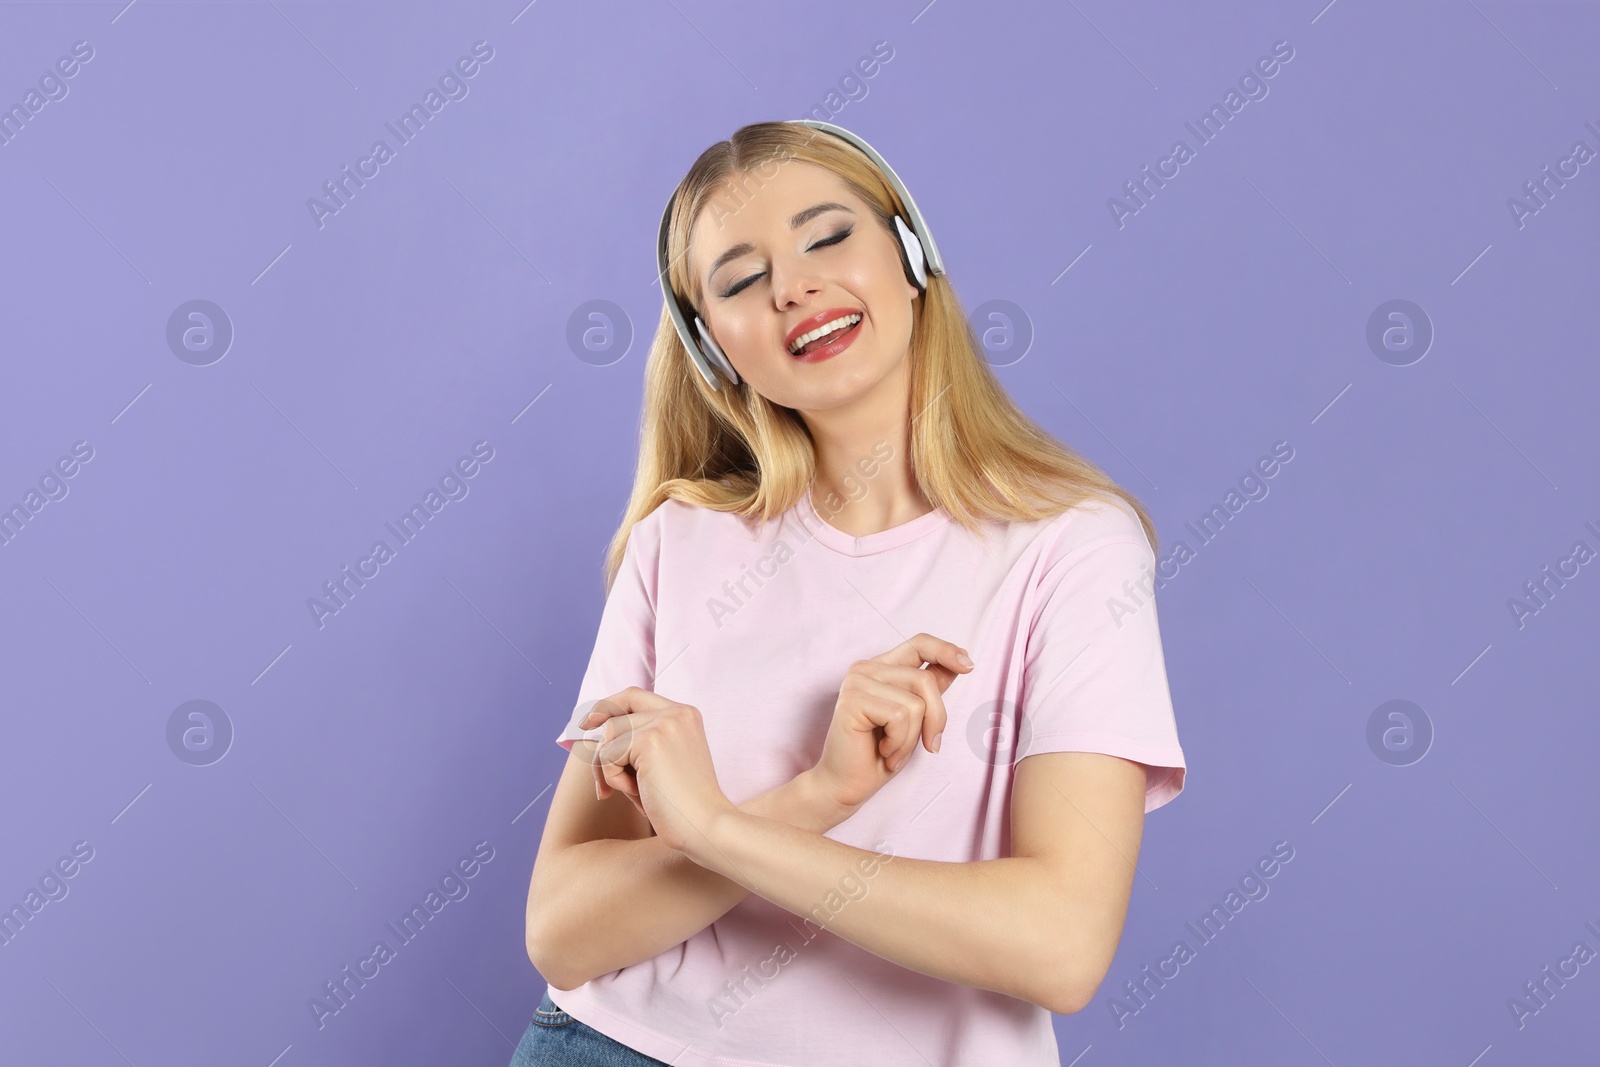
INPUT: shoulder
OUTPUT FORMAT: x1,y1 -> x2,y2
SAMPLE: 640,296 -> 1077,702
645,497 -> 743,534
631,497 -> 762,553
1031,493 -> 1152,570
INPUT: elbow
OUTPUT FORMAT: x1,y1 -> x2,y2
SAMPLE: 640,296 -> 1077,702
1048,978 -> 1095,1017
526,875 -> 579,990
1020,946 -> 1087,1015
527,911 -> 595,992
526,930 -> 582,992
524,928 -> 552,981
525,911 -> 577,991
1038,975 -> 1092,1017
1036,940 -> 1113,1017
1037,901 -> 1123,1014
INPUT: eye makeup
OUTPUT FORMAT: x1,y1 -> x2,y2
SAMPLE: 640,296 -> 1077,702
718,226 -> 855,299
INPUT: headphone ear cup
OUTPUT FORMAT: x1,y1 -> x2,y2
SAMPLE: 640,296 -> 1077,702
694,316 -> 741,386
893,215 -> 928,291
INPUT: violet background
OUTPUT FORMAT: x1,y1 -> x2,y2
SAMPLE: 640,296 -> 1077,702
1,1 -> 1596,1064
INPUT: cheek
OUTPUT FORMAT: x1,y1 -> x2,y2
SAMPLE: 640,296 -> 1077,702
728,315 -> 773,355
868,265 -> 914,330
866,246 -> 914,308
712,312 -> 780,374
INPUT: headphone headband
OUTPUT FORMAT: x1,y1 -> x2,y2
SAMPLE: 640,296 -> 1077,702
655,119 -> 945,391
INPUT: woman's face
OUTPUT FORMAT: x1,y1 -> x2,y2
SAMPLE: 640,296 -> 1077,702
686,159 -> 921,413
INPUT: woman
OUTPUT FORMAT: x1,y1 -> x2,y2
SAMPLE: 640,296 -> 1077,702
513,119 -> 1187,1066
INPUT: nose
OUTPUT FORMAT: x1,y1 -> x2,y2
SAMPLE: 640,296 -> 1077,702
769,252 -> 823,309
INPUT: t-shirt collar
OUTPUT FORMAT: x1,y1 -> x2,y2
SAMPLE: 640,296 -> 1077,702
790,487 -> 951,557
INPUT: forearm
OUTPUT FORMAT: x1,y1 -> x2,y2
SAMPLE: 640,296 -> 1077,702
531,770 -> 854,989
687,810 -> 1080,1013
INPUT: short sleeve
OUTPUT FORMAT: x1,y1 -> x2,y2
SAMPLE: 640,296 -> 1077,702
554,514 -> 659,753
1017,505 -> 1187,813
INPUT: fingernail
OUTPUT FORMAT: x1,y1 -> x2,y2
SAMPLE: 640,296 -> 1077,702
932,733 -> 943,752
956,651 -> 974,669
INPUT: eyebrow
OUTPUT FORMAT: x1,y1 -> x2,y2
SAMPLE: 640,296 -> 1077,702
703,202 -> 856,285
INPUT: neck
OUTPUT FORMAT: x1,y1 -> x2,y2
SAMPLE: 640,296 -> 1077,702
802,362 -> 931,537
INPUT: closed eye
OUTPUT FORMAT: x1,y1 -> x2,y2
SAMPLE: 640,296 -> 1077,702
720,227 -> 854,299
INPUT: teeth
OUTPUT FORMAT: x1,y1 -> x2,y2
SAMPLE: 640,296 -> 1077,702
789,313 -> 861,354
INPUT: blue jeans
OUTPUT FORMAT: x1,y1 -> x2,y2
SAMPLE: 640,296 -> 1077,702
508,989 -> 671,1066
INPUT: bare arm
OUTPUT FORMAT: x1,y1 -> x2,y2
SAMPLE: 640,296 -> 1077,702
679,750 -> 1148,1014
525,742 -> 856,990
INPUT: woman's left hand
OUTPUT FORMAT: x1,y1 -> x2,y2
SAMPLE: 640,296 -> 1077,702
578,687 -> 735,857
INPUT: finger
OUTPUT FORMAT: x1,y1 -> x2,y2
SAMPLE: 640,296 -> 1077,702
577,687 -> 676,731
922,662 -> 960,693
600,757 -> 639,802
921,692 -> 948,753
872,661 -> 958,697
866,663 -> 955,758
875,633 -> 975,682
851,671 -> 924,719
882,707 -> 913,769
575,740 -> 615,799
873,690 -> 922,773
902,665 -> 952,755
846,675 -> 922,768
595,731 -> 641,801
893,638 -> 964,752
577,694 -> 655,790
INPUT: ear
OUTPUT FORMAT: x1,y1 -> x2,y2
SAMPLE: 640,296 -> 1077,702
694,315 -> 741,386
893,215 -> 929,289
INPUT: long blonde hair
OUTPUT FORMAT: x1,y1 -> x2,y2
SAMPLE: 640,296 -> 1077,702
600,120 -> 1157,593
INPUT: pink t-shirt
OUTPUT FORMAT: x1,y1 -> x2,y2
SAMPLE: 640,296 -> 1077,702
549,489 -> 1187,1067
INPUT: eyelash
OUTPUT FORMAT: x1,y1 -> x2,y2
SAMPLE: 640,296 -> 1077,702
719,227 -> 854,299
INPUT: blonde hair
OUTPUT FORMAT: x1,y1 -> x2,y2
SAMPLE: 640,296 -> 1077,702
600,120 -> 1157,592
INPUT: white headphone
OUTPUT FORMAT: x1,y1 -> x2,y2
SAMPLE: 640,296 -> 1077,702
655,119 -> 947,391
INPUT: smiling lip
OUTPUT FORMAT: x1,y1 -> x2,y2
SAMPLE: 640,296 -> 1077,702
785,307 -> 863,352
790,317 -> 861,363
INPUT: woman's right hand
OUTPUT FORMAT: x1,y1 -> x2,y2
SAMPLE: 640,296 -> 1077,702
811,633 -> 974,814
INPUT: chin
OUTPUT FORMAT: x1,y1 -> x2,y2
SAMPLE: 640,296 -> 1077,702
796,361 -> 903,411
